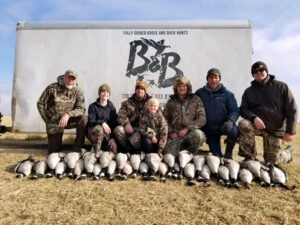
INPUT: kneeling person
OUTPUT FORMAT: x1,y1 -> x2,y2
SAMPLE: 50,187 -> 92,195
163,76 -> 207,157
140,98 -> 168,180
37,70 -> 87,153
86,84 -> 117,153
195,68 -> 239,159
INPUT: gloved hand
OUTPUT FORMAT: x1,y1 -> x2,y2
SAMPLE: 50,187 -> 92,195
220,120 -> 234,134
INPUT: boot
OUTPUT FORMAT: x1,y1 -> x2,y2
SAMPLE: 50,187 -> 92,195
224,140 -> 236,159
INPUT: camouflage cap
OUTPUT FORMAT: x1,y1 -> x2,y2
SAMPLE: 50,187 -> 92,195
64,70 -> 77,79
98,83 -> 111,94
135,80 -> 148,92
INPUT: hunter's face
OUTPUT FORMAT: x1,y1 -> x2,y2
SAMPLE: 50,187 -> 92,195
253,68 -> 268,83
99,91 -> 110,101
177,83 -> 188,97
135,87 -> 146,99
64,75 -> 76,89
207,74 -> 221,89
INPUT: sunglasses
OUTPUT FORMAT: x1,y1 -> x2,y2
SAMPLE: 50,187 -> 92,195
254,68 -> 265,74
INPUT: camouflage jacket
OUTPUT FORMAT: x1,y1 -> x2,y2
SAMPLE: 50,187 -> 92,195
37,75 -> 86,125
163,93 -> 206,133
117,93 -> 152,128
139,109 -> 168,151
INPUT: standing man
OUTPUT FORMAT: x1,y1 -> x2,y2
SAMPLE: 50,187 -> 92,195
37,70 -> 87,153
195,68 -> 239,159
114,80 -> 151,153
239,61 -> 298,164
163,76 -> 206,157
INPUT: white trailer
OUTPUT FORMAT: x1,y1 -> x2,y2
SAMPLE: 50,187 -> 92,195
12,20 -> 252,132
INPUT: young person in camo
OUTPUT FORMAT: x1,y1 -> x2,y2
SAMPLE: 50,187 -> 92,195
140,98 -> 168,156
139,98 -> 168,180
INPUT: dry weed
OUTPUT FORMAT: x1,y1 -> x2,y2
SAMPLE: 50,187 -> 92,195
0,125 -> 299,225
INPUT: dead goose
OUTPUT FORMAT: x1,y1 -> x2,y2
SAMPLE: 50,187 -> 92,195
83,151 -> 101,177
105,160 -> 116,181
46,152 -> 65,178
139,161 -> 149,179
260,168 -> 271,187
193,154 -> 206,180
278,145 -> 293,163
178,150 -> 193,180
158,161 -> 169,182
238,168 -> 253,189
163,153 -> 175,178
206,153 -> 221,176
15,155 -> 35,178
55,161 -> 67,180
92,163 -> 102,180
241,159 -> 269,180
99,151 -> 115,178
199,164 -> 211,187
31,160 -> 47,180
224,158 -> 240,188
122,161 -> 133,180
269,164 -> 296,190
217,165 -> 230,187
73,158 -> 86,180
64,149 -> 86,178
183,163 -> 196,186
115,152 -> 129,180
172,162 -> 180,179
145,153 -> 162,181
130,154 -> 142,178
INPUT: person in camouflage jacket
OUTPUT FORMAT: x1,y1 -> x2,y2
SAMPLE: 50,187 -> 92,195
139,98 -> 168,157
37,70 -> 87,153
113,80 -> 152,153
163,76 -> 207,156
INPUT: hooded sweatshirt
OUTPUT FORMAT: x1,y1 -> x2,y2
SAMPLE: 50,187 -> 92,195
37,75 -> 85,124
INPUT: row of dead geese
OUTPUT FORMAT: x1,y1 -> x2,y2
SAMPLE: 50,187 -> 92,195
14,146 -> 295,190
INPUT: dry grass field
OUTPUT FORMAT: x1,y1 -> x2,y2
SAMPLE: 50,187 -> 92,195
0,116 -> 299,225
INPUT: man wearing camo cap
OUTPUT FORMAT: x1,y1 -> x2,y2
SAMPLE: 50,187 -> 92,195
113,80 -> 152,154
37,70 -> 87,153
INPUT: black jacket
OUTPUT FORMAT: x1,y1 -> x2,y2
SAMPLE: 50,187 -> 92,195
87,99 -> 117,130
240,75 -> 297,137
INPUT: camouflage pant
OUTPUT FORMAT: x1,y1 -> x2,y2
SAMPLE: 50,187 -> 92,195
238,119 -> 284,164
113,125 -> 141,153
164,129 -> 206,157
86,125 -> 105,145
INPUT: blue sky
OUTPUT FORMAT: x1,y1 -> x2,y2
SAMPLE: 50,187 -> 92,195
0,0 -> 300,120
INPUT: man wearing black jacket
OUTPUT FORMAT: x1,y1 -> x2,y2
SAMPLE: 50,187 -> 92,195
238,61 -> 297,164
